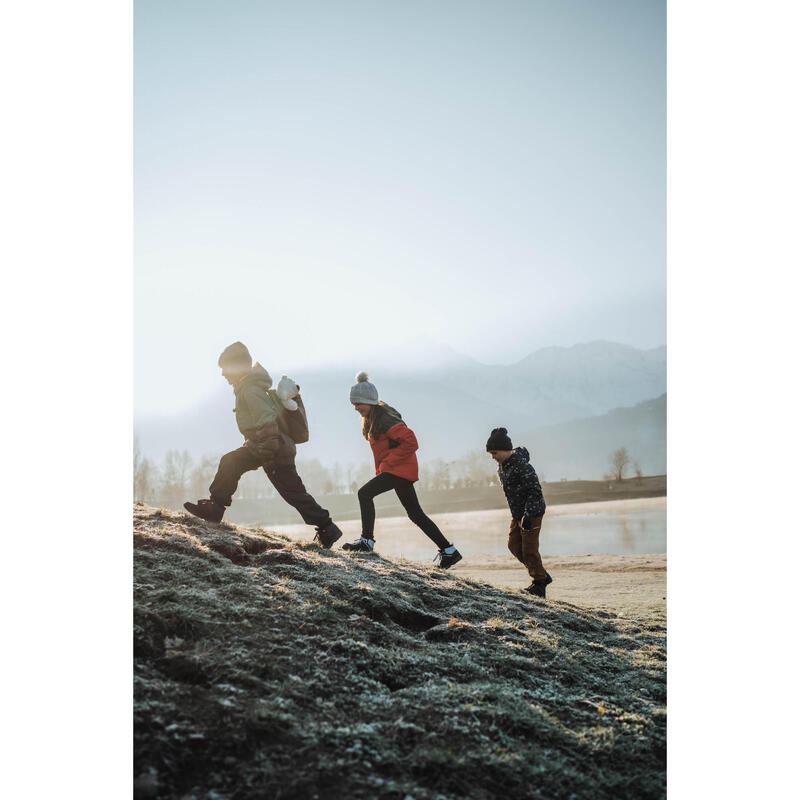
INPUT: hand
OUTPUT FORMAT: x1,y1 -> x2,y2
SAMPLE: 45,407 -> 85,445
246,435 -> 280,461
520,514 -> 532,531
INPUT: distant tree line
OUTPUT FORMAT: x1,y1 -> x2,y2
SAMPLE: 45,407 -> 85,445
133,438 -> 501,509
134,437 -> 654,509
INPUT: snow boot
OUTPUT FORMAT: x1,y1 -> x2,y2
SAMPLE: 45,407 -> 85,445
314,520 -> 343,548
342,537 -> 375,553
434,547 -> 463,570
526,572 -> 553,598
183,498 -> 225,523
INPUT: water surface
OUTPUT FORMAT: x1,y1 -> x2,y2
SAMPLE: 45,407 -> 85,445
272,498 -> 666,560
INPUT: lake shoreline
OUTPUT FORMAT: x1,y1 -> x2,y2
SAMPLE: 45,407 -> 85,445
224,475 -> 667,526
453,552 -> 666,616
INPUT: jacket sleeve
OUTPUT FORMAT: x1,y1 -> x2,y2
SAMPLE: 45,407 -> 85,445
520,464 -> 545,517
379,423 -> 418,469
242,387 -> 279,430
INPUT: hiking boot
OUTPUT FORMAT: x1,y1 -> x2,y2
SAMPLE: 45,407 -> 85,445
314,520 -> 343,548
526,572 -> 553,598
434,548 -> 463,570
183,498 -> 225,523
341,537 -> 375,553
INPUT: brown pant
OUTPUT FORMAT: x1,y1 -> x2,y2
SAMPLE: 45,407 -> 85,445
508,516 -> 547,581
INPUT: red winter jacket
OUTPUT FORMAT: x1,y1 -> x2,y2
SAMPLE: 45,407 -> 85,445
369,422 -> 419,482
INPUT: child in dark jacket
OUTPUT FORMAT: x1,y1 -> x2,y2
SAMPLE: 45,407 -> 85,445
487,427 -> 552,598
183,342 -> 344,548
345,372 -> 463,569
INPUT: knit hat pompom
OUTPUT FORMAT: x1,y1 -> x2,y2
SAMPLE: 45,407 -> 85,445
350,371 -> 379,405
486,427 -> 513,451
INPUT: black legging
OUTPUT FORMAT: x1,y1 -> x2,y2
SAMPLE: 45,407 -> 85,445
357,472 -> 451,549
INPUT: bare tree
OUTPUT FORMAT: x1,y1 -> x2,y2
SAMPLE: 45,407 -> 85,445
176,450 -> 194,489
189,454 -> 219,500
633,460 -> 644,485
133,434 -> 142,498
457,449 -> 496,488
160,449 -> 194,509
609,447 -> 631,482
133,435 -> 158,502
331,462 -> 344,494
418,463 -> 433,491
430,459 -> 451,490
354,461 -> 374,487
295,458 -> 331,497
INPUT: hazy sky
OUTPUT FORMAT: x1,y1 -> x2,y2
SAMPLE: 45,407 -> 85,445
135,0 -> 665,413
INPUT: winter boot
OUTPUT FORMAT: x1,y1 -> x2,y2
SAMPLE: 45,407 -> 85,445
314,520 -> 343,549
434,547 -> 463,570
342,537 -> 375,553
527,572 -> 553,598
183,498 -> 225,523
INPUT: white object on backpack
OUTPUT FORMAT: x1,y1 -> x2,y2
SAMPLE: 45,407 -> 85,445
276,375 -> 300,411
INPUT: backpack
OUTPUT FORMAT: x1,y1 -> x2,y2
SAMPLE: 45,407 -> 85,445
267,388 -> 310,444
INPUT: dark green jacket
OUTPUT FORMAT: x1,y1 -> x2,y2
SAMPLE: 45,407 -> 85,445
233,363 -> 278,434
232,364 -> 296,464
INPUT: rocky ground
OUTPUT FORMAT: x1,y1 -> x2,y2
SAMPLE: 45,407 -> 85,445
134,504 -> 666,800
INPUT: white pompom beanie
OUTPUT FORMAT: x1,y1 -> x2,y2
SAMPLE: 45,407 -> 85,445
349,371 -> 379,405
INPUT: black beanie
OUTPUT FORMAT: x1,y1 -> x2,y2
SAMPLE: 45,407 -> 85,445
218,341 -> 252,369
486,427 -> 513,451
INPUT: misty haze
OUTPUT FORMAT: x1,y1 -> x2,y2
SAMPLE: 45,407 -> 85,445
134,1 -> 667,796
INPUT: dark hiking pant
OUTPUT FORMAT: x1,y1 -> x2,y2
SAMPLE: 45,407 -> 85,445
507,515 -> 547,582
358,472 -> 451,549
209,446 -> 331,528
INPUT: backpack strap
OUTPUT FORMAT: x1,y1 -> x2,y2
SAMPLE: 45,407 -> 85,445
266,389 -> 290,435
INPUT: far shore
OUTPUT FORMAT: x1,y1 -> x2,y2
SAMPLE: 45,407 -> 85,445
272,495 -> 666,538
542,495 -> 665,515
225,475 -> 667,527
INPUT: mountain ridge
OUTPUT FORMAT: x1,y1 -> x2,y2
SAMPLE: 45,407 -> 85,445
135,341 -> 666,476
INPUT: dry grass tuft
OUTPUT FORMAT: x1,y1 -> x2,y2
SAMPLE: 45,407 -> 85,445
134,505 -> 665,800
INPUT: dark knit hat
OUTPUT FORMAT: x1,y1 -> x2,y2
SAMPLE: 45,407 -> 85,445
486,427 -> 513,451
218,341 -> 252,369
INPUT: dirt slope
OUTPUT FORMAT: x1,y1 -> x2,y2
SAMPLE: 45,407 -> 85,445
134,505 -> 666,800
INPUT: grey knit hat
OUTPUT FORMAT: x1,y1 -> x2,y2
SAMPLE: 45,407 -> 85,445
350,371 -> 379,405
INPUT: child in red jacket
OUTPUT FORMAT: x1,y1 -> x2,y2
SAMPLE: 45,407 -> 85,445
344,372 -> 462,569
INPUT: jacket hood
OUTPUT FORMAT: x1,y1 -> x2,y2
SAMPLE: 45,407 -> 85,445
379,403 -> 403,421
502,446 -> 530,470
236,363 -> 272,393
368,402 -> 404,438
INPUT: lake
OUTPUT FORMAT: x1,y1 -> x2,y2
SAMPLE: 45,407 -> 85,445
271,497 -> 666,560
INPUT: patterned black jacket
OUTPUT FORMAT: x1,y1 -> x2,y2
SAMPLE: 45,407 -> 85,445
498,447 -> 547,520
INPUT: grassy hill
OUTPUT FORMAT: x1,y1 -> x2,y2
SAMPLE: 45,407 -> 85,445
134,505 -> 666,800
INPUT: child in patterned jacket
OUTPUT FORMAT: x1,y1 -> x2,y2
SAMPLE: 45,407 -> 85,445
486,427 -> 552,598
